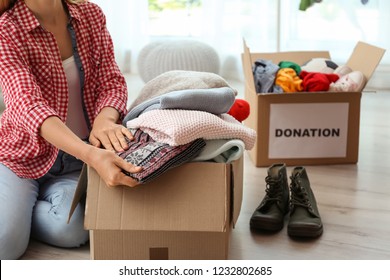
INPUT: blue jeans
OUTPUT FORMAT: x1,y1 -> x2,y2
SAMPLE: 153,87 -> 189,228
0,151 -> 89,260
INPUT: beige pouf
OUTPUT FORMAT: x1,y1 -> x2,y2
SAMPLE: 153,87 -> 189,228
137,40 -> 220,83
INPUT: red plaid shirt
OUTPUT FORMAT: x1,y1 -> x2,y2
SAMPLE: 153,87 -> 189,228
0,0 -> 128,179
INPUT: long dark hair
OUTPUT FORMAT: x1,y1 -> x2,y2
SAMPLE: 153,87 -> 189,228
0,0 -> 17,16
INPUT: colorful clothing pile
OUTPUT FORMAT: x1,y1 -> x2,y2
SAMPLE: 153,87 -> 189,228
252,58 -> 366,94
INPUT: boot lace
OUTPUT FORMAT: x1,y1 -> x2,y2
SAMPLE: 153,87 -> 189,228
263,175 -> 283,203
289,175 -> 313,212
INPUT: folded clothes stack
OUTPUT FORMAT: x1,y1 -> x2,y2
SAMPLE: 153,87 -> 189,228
120,70 -> 257,184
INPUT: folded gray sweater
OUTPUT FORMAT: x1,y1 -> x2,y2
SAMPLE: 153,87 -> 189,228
128,70 -> 238,112
123,87 -> 235,123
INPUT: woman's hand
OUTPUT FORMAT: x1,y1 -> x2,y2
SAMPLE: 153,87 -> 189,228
89,120 -> 133,152
39,115 -> 142,187
89,107 -> 133,152
87,108 -> 143,187
86,146 -> 142,188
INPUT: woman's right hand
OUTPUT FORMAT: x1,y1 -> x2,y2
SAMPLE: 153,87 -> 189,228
86,145 -> 142,188
38,116 -> 141,187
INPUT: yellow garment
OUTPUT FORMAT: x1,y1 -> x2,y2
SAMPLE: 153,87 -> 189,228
275,68 -> 303,93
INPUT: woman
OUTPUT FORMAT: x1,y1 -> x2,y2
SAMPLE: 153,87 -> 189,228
0,0 -> 141,259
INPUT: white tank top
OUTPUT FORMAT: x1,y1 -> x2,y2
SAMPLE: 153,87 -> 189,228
62,56 -> 89,139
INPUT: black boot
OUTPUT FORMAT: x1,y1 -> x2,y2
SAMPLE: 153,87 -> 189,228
288,167 -> 323,238
250,163 -> 289,231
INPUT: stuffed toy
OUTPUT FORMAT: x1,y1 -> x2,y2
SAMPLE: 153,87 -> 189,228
228,99 -> 250,122
301,58 -> 338,74
333,65 -> 353,77
329,71 -> 366,92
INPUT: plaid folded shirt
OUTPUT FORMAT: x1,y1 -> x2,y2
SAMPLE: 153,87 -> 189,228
118,129 -> 206,184
0,0 -> 128,179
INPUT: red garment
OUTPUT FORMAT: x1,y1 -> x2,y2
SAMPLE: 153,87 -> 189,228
0,0 -> 128,179
300,70 -> 339,92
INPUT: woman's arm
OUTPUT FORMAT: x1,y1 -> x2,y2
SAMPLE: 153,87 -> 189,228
40,116 -> 141,187
90,5 -> 128,123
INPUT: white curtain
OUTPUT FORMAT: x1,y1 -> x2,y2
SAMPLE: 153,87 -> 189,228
92,0 -> 278,80
92,0 -> 390,87
92,0 -> 149,74
199,0 -> 278,80
280,0 -> 390,62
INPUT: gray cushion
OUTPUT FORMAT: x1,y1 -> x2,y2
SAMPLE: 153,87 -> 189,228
137,40 -> 220,83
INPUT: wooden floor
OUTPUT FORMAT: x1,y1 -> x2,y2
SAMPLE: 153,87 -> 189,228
19,80 -> 390,260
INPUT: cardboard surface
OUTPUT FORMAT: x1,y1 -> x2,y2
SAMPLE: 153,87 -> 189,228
346,41 -> 387,81
90,230 -> 230,260
70,157 -> 243,260
247,91 -> 361,166
85,162 -> 231,232
242,40 -> 385,167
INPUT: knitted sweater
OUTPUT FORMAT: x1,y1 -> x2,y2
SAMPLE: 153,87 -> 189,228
128,70 -> 237,111
126,109 -> 256,150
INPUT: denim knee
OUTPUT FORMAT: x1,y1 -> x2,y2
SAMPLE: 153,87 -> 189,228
0,163 -> 38,260
31,200 -> 89,248
0,222 -> 30,260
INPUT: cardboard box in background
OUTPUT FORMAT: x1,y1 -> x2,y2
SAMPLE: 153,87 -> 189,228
70,158 -> 243,260
242,40 -> 385,167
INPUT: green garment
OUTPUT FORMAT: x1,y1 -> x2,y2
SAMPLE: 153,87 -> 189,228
300,0 -> 368,11
278,61 -> 302,75
299,0 -> 321,11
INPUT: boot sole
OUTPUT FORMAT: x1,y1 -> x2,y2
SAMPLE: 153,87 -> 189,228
287,224 -> 323,238
250,218 -> 284,232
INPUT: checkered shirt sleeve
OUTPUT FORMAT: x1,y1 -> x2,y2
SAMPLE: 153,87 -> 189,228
0,0 -> 128,178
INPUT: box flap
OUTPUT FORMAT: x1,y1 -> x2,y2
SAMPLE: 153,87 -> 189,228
68,164 -> 88,223
242,39 -> 256,93
231,156 -> 244,227
85,162 -> 231,233
346,41 -> 386,83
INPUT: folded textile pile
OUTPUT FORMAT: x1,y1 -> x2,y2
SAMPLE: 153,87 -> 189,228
121,70 -> 257,183
192,139 -> 245,164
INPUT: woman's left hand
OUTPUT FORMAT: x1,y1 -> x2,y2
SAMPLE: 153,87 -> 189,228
89,107 -> 133,152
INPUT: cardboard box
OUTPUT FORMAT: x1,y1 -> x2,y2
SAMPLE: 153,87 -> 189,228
242,40 -> 385,167
70,157 -> 243,260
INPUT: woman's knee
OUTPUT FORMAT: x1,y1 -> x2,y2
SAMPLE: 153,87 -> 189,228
0,164 -> 38,259
0,223 -> 31,260
42,223 -> 89,248
53,206 -> 89,248
32,201 -> 89,248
